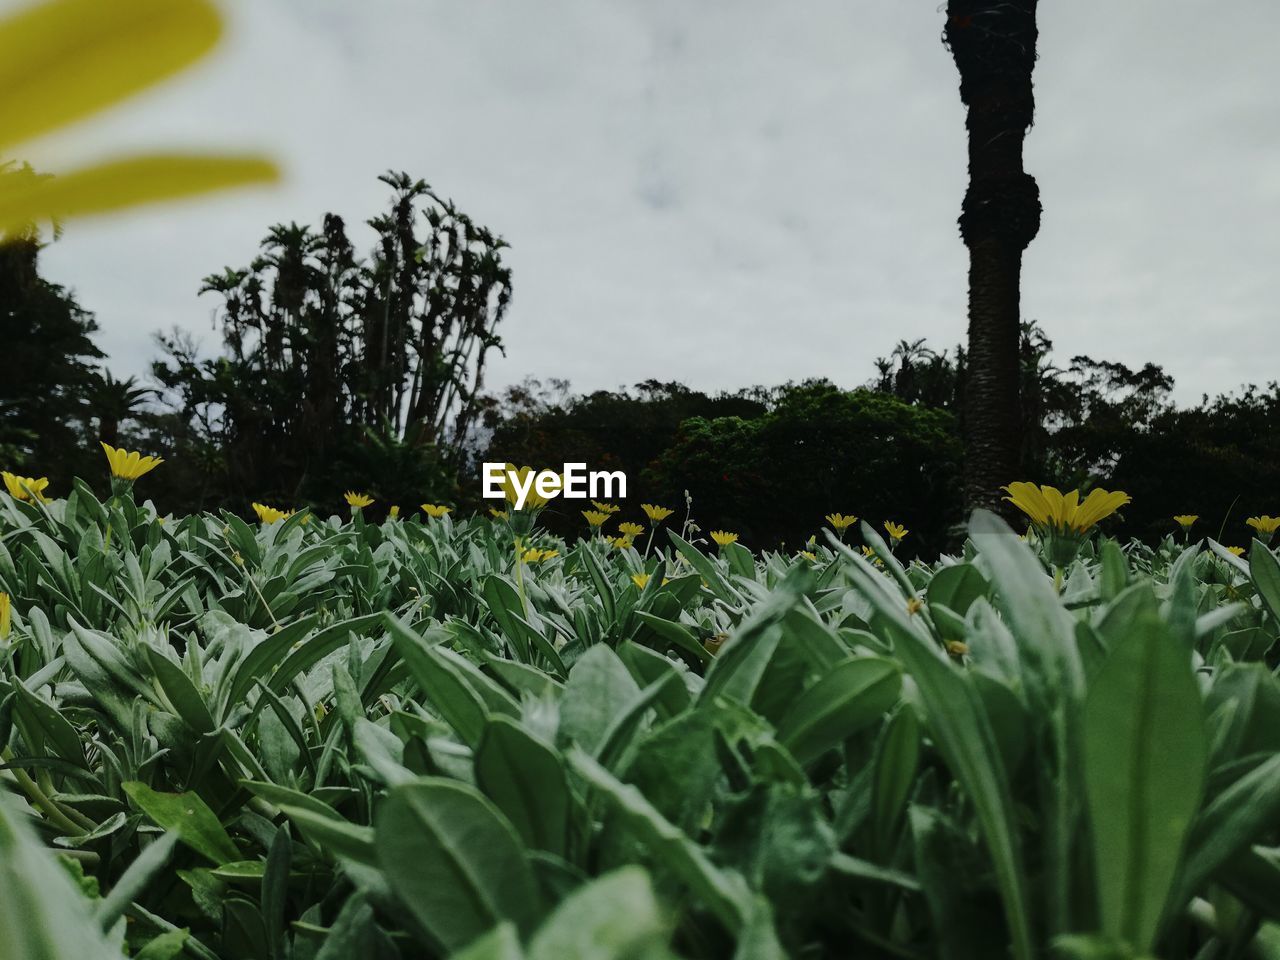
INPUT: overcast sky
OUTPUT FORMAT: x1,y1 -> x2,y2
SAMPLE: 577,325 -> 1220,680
18,0 -> 1280,404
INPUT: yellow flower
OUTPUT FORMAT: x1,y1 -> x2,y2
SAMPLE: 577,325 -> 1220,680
521,547 -> 558,563
607,534 -> 635,550
631,573 -> 651,589
710,530 -> 738,547
824,512 -> 858,532
1,471 -> 50,502
861,545 -> 884,567
1228,546 -> 1246,557
421,503 -> 451,519
0,591 -> 9,639
1246,516 -> 1280,536
251,502 -> 292,524
906,597 -> 924,616
883,521 -> 909,542
100,442 -> 163,480
591,500 -> 621,514
1002,482 -> 1130,535
618,521 -> 644,537
0,0 -> 278,239
582,510 -> 610,528
641,503 -> 674,523
945,640 -> 969,658
389,505 -> 400,519
1173,514 -> 1198,531
799,551 -> 817,562
498,464 -> 561,510
344,491 -> 374,508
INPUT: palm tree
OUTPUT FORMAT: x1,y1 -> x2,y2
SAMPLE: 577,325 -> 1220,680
88,372 -> 152,446
944,1 -> 1042,512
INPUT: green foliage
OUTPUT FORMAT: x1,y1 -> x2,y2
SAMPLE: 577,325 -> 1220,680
4,484 -> 1280,958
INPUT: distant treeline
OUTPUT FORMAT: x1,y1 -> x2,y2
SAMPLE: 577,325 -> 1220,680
4,174 -> 1278,552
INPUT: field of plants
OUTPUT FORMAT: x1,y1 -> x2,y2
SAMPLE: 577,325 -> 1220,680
3,459 -> 1280,960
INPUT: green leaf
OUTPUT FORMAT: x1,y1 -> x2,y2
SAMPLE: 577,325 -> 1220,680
475,717 -> 571,856
123,782 -> 240,865
375,779 -> 541,952
774,657 -> 900,765
527,867 -> 667,960
1082,611 -> 1208,951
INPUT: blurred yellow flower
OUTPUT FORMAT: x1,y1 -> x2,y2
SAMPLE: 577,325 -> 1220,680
0,591 -> 9,639
1173,514 -> 1198,531
591,500 -> 620,514
582,510 -> 610,528
607,535 -> 634,550
824,512 -> 857,532
251,502 -> 292,524
420,503 -> 451,519
521,547 -> 558,563
799,551 -> 817,562
498,464 -> 560,510
883,521 -> 909,542
641,503 -> 674,523
344,491 -> 374,508
1,471 -> 49,502
1228,546 -> 1246,557
861,545 -> 884,567
631,573 -> 650,589
1003,482 -> 1130,535
1246,516 -> 1280,536
100,441 -> 162,480
0,0 -> 278,239
388,505 -> 400,519
710,530 -> 738,547
618,521 -> 644,537
489,507 -> 509,520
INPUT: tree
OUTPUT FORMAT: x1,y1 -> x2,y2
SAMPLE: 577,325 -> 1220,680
0,229 -> 103,480
152,171 -> 511,508
943,1 -> 1043,512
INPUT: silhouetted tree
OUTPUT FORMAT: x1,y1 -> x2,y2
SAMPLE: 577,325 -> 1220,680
152,171 -> 511,508
944,1 -> 1042,513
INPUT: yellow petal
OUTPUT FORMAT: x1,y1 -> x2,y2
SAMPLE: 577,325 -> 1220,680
0,0 -> 222,151
0,153 -> 278,236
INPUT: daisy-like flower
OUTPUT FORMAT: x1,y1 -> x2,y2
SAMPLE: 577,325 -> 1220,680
591,500 -> 621,515
497,464 -> 560,510
344,491 -> 374,508
883,521 -> 908,543
631,573 -> 651,589
1003,482 -> 1130,536
641,503 -> 674,523
861,545 -> 884,567
421,503 -> 451,519
824,512 -> 857,532
0,0 -> 278,240
521,547 -> 558,563
1227,546 -> 1246,557
799,551 -> 817,562
709,530 -> 738,548
1246,516 -> 1280,544
101,442 -> 163,481
1003,481 -> 1131,566
251,502 -> 292,524
618,521 -> 644,537
1,471 -> 50,502
607,534 -> 635,550
582,510 -> 610,529
1173,514 -> 1198,532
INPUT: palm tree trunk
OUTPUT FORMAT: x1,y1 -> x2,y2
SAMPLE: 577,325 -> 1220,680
945,1 -> 1042,514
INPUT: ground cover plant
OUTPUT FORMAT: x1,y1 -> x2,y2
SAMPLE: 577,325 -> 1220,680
3,459 -> 1280,959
